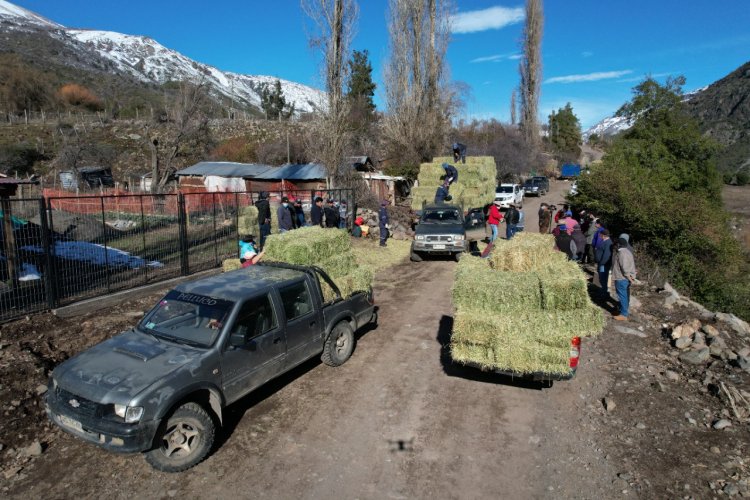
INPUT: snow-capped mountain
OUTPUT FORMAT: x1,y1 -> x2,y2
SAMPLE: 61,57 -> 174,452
0,0 -> 324,114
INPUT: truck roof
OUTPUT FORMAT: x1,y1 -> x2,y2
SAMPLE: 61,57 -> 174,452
173,265 -> 307,301
423,204 -> 461,211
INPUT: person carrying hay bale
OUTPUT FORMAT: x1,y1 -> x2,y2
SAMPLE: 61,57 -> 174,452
434,181 -> 452,204
442,163 -> 459,185
452,142 -> 467,164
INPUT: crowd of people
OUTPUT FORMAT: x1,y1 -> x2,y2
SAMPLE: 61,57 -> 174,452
537,203 -> 637,322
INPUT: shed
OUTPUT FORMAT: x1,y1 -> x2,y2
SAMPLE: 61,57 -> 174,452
360,172 -> 408,201
59,167 -> 115,190
175,161 -> 274,191
347,156 -> 376,172
253,164 -> 327,191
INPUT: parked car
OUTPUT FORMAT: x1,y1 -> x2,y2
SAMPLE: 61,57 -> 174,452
570,181 -> 579,196
46,263 -> 376,472
531,175 -> 550,195
411,204 -> 467,262
522,178 -> 545,197
495,183 -> 524,209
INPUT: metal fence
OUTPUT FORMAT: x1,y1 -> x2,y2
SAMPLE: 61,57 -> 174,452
0,188 -> 355,322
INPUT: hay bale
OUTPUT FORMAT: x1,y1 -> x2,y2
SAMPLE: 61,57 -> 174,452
238,206 -> 259,237
320,267 -> 374,302
538,263 -> 591,311
489,236 -> 566,272
222,259 -> 242,272
317,253 -> 357,278
263,227 -> 351,264
411,157 -> 497,209
453,256 -> 542,314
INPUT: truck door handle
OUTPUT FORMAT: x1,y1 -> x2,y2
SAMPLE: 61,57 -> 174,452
273,337 -> 282,344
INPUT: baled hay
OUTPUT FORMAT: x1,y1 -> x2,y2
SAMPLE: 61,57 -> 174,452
351,239 -> 411,273
489,237 -> 566,272
317,253 -> 357,278
433,156 -> 496,166
417,163 -> 496,183
320,267 -> 373,302
453,256 -> 542,314
538,263 -> 592,311
263,226 -> 351,264
238,206 -> 259,237
450,342 -> 496,370
222,259 -> 243,272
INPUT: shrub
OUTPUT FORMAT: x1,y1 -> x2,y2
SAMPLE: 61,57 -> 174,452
58,84 -> 104,112
212,137 -> 257,163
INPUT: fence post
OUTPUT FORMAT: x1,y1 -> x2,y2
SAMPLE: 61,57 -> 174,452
351,188 -> 357,232
100,197 -> 111,293
177,193 -> 189,276
212,192 -> 218,265
39,197 -> 57,309
140,196 -> 148,285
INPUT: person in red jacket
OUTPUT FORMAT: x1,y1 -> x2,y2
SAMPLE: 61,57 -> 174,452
487,200 -> 503,243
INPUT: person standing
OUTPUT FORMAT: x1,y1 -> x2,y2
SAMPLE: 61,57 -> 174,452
571,223 -> 587,261
310,196 -> 324,227
338,201 -> 348,229
378,199 -> 390,247
452,143 -> 467,164
554,221 -> 577,260
293,199 -> 306,228
488,200 -> 502,243
255,192 -> 271,248
324,199 -> 340,228
539,204 -> 552,234
583,214 -> 596,264
277,196 -> 293,233
612,237 -> 637,321
505,203 -> 519,239
594,229 -> 613,299
592,219 -> 606,250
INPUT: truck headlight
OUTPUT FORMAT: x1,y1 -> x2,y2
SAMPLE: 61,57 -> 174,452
415,235 -> 424,240
114,404 -> 144,423
453,235 -> 464,241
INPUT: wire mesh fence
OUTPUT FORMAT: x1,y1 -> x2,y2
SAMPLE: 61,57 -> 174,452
0,187 -> 355,322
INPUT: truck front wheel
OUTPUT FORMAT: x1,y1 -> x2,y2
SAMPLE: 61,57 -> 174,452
145,402 -> 215,472
322,321 -> 355,367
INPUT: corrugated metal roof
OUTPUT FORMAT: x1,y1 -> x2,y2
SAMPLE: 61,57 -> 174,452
175,162 -> 274,178
254,164 -> 327,180
0,178 -> 39,185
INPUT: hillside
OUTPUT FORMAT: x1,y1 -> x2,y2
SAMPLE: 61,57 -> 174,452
0,0 -> 324,117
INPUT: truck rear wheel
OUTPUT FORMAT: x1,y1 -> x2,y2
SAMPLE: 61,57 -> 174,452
322,321 -> 355,367
145,402 -> 215,473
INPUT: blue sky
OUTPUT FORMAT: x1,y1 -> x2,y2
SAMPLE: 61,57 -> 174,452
13,0 -> 750,128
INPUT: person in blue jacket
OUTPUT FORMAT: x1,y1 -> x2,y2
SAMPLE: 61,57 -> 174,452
434,181 -> 452,204
442,163 -> 458,185
594,229 -> 613,299
277,196 -> 293,233
379,199 -> 390,247
452,142 -> 467,164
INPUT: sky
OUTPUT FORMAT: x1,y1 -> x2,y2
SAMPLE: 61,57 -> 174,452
12,0 -> 750,129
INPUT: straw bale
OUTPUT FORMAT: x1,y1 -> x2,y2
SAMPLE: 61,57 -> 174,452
222,259 -> 243,272
453,256 -> 542,314
450,342 -> 496,370
538,264 -> 591,311
238,206 -> 259,237
433,156 -> 496,166
317,253 -> 357,278
263,227 -> 351,264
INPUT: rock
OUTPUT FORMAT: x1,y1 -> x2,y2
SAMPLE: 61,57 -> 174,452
702,324 -> 720,338
664,294 -> 679,309
128,133 -> 142,141
727,350 -> 738,361
710,446 -> 721,454
35,384 -> 48,396
603,397 -> 616,412
674,336 -> 693,349
671,319 -> 702,340
712,419 -> 732,430
629,295 -> 642,311
693,331 -> 706,346
614,325 -> 647,338
617,472 -> 632,481
3,466 -> 21,479
679,348 -> 710,365
167,490 -> 178,497
124,311 -> 144,318
665,370 -> 680,381
737,356 -> 750,372
724,483 -> 740,496
635,422 -> 646,430
716,313 -> 750,336
22,441 -> 42,457
709,344 -> 724,358
738,347 -> 750,358
709,335 -> 727,348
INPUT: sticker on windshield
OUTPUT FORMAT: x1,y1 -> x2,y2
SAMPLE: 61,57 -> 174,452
145,322 -> 156,329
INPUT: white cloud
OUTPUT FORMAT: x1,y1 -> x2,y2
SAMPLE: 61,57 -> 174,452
450,6 -> 524,34
581,51 -> 593,58
545,70 -> 633,84
470,52 -> 522,64
542,99 -> 623,129
616,71 -> 673,83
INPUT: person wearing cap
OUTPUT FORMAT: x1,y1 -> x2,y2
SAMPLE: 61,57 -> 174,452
452,142 -> 467,164
277,196 -> 293,233
539,203 -> 552,234
293,199 -> 306,228
311,196 -> 324,227
255,191 -> 271,248
488,200 -> 503,243
442,163 -> 459,185
378,199 -> 390,247
241,248 -> 265,268
504,203 -> 520,239
554,220 -> 577,259
612,237 -> 637,320
618,233 -> 633,251
594,229 -> 613,299
238,235 -> 257,260
592,219 -> 607,249
434,180 -> 451,204
324,199 -> 340,228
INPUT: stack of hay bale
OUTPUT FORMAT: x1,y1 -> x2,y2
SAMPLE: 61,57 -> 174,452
410,156 -> 496,210
451,232 -> 604,376
263,226 -> 373,301
238,205 -> 259,237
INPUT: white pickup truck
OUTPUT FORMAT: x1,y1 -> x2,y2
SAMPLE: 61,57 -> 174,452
495,183 -> 524,209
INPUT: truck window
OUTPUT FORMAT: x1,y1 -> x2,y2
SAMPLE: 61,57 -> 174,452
230,294 -> 278,340
279,281 -> 314,321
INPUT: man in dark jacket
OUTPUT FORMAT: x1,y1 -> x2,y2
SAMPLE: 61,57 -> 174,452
442,163 -> 459,185
310,196 -> 324,227
277,196 -> 293,232
293,199 -> 305,228
324,199 -> 340,228
571,223 -> 587,261
594,229 -> 613,299
255,192 -> 271,248
452,142 -> 467,164
505,204 -> 520,239
554,221 -> 577,260
379,199 -> 390,247
434,181 -> 451,204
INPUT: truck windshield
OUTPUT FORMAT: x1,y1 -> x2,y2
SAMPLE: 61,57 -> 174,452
422,209 -> 460,223
139,290 -> 234,347
496,186 -> 513,193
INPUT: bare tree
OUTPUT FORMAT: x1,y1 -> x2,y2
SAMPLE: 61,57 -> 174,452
510,88 -> 518,126
302,0 -> 358,187
382,0 -> 453,166
519,0 -> 543,150
145,81 -> 212,193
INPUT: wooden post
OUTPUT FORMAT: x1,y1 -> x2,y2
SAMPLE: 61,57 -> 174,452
1,196 -> 18,284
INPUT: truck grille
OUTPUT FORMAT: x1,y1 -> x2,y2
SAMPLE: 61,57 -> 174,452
425,235 -> 452,242
55,387 -> 102,418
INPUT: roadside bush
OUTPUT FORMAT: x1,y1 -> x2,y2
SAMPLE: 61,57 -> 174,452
212,137 -> 257,163
0,143 -> 46,175
58,84 -> 104,112
737,172 -> 750,186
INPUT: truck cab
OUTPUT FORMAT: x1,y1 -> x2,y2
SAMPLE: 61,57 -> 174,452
411,205 -> 467,262
46,264 -> 376,472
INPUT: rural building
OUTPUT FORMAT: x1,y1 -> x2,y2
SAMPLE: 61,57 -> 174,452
175,161 -> 273,192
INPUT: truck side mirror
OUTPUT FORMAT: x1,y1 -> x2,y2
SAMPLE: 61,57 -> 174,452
229,329 -> 249,347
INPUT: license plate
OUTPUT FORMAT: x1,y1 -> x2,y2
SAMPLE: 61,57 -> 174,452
59,414 -> 83,432
433,244 -> 446,249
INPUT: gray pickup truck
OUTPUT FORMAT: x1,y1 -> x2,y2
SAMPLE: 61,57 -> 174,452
46,263 -> 376,472
411,204 -> 485,262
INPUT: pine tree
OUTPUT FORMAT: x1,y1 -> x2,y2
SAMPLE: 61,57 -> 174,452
547,102 -> 581,161
346,49 -> 376,120
260,79 -> 295,120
